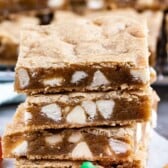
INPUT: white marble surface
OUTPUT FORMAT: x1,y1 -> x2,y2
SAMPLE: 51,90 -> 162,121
148,130 -> 168,168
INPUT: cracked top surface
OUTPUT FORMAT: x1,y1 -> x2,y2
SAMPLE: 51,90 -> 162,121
84,9 -> 163,54
17,13 -> 148,69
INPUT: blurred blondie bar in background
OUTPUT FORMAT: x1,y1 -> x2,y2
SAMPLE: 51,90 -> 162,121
0,0 -> 167,67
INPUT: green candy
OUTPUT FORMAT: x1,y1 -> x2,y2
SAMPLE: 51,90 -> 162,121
80,161 -> 96,168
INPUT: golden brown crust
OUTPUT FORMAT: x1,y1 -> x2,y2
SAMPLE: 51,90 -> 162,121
18,14 -> 148,68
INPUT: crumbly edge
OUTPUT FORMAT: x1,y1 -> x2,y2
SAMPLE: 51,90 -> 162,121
14,84 -> 148,95
26,88 -> 152,104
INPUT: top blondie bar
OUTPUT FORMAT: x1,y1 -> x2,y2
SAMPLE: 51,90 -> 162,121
15,13 -> 149,94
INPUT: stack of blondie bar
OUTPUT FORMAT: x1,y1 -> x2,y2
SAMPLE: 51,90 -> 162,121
2,12 -> 159,167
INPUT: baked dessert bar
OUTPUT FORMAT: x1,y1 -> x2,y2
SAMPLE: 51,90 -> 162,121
106,0 -> 168,10
0,14 -> 39,65
86,0 -> 106,10
13,89 -> 153,132
0,0 -> 67,15
143,11 -> 163,66
15,14 -> 149,94
3,123 -> 149,162
1,88 -> 158,135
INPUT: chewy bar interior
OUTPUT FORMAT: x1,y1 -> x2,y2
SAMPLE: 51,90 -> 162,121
15,14 -> 149,94
3,123 -> 149,162
22,89 -> 153,130
106,0 -> 168,10
0,14 -> 39,65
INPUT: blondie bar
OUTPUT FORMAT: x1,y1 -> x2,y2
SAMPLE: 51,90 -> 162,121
18,89 -> 153,131
0,14 -> 39,65
106,0 -> 168,10
3,123 -> 149,162
15,14 -> 149,94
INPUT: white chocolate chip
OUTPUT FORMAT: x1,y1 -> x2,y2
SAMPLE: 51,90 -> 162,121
87,0 -> 104,9
81,101 -> 96,119
45,135 -> 62,145
71,142 -> 93,158
91,70 -> 110,87
66,106 -> 86,124
18,68 -> 30,89
96,100 -> 115,119
71,71 -> 88,84
68,132 -> 83,143
12,141 -> 28,156
24,111 -> 32,125
41,104 -> 62,122
109,139 -> 129,154
136,123 -> 142,143
130,68 -> 150,84
48,0 -> 65,7
43,77 -> 64,87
